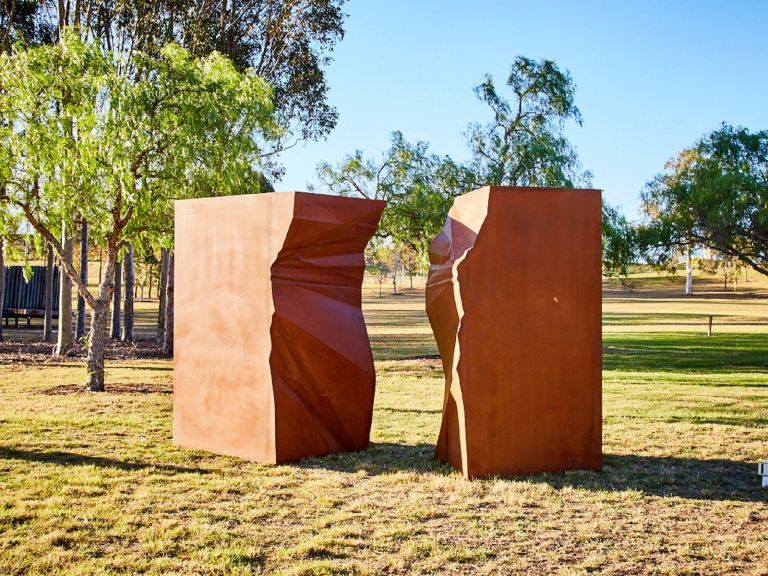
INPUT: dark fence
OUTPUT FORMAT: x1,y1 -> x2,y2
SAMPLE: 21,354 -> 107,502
2,266 -> 60,321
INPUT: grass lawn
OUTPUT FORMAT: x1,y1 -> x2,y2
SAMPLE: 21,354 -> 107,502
0,272 -> 767,575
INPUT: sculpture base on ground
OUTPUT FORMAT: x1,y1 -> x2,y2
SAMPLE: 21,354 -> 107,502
426,186 -> 602,479
173,192 -> 385,464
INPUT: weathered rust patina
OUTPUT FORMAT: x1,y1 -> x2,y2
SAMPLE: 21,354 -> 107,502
173,192 -> 385,463
427,186 -> 602,478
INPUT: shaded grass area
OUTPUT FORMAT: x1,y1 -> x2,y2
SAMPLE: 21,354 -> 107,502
604,332 -> 768,373
1,280 -> 767,574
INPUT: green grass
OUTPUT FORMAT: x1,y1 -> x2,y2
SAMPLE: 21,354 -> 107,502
0,274 -> 767,574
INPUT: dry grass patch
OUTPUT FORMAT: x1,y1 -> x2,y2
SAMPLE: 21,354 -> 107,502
0,275 -> 767,574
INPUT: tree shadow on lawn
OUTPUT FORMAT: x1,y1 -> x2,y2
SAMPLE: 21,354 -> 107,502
0,446 -> 209,474
301,443 -> 766,503
603,332 -> 768,373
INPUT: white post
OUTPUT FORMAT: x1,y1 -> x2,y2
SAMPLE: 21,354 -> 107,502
685,246 -> 693,296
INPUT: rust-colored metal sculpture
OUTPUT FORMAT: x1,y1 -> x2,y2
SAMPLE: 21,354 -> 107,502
173,192 -> 385,463
427,186 -> 602,479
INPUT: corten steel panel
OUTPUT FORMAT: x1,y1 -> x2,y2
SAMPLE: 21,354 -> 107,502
173,192 -> 385,463
426,186 -> 602,479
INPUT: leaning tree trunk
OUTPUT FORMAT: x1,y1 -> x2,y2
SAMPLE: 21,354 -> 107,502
43,245 -> 54,342
87,254 -> 116,392
76,220 -> 88,339
55,224 -> 73,356
157,248 -> 169,345
122,244 -> 134,342
163,252 -> 174,356
111,257 -> 121,339
0,238 -> 4,342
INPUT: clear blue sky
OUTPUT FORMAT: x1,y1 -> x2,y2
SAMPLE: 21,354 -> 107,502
276,1 -> 768,220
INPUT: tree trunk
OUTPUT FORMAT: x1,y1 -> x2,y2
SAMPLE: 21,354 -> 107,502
43,245 -> 54,342
163,252 -> 174,356
0,238 -> 4,342
684,246 -> 693,296
87,254 -> 116,392
98,248 -> 103,284
122,244 -> 134,342
55,224 -> 73,356
410,269 -> 413,289
111,257 -> 121,339
76,220 -> 88,339
157,248 -> 169,344
148,271 -> 153,300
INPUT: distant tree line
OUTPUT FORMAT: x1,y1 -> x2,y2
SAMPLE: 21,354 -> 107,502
315,56 -> 635,281
316,58 -> 768,294
639,124 -> 768,290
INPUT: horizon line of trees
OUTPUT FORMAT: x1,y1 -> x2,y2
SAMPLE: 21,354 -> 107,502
313,57 -> 767,295
314,56 -> 640,283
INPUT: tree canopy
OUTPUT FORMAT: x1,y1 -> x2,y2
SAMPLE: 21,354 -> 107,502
0,31 -> 277,389
466,56 -> 591,188
601,202 -> 636,282
0,0 -> 345,155
317,57 -> 636,281
0,1 -> 55,53
316,132 -> 475,253
641,124 -> 768,276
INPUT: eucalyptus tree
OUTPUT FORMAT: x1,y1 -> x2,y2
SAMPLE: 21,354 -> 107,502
43,246 -> 54,341
601,203 -> 636,284
18,0 -> 344,159
76,220 -> 88,338
466,56 -> 591,188
0,237 -> 3,341
0,1 -> 55,53
157,249 -> 169,344
122,244 -> 134,342
111,259 -> 121,340
641,124 -> 768,277
316,131 -> 473,254
0,32 -> 277,390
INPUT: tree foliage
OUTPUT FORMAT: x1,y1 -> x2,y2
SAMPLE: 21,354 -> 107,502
316,131 -> 474,253
466,56 -> 591,188
8,0 -> 345,150
601,202 -> 636,282
317,57 -> 634,279
0,1 -> 55,53
0,31 -> 277,388
640,124 -> 768,276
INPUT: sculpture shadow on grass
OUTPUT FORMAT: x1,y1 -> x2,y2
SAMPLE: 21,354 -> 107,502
3,445 -> 762,502
299,443 -> 766,503
0,446 -> 209,475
